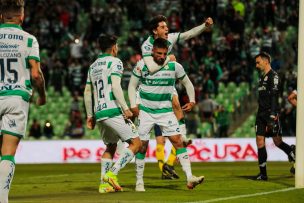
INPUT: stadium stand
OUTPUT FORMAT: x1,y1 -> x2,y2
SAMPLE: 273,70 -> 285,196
22,0 -> 298,139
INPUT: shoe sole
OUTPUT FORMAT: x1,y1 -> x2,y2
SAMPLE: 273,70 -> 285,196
135,188 -> 146,192
99,188 -> 116,193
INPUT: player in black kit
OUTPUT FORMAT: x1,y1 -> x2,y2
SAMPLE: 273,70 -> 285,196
254,52 -> 295,180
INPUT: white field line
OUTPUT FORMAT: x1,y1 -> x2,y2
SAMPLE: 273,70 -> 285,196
187,187 -> 297,203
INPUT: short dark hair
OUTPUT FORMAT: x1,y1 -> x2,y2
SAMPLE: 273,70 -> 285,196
0,0 -> 24,20
98,34 -> 118,52
255,52 -> 271,63
153,38 -> 168,49
149,15 -> 167,35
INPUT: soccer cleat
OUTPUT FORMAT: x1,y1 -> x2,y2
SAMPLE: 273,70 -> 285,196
290,162 -> 295,175
135,182 -> 146,192
99,183 -> 115,193
288,145 -> 296,162
255,173 -> 268,181
161,172 -> 174,180
102,171 -> 123,191
187,175 -> 204,189
163,163 -> 180,179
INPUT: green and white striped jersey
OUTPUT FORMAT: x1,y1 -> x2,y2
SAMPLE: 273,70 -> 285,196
133,59 -> 186,114
86,54 -> 124,121
141,33 -> 180,57
0,24 -> 40,102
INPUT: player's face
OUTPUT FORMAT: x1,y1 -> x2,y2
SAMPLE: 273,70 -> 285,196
255,56 -> 266,71
152,47 -> 168,65
154,21 -> 169,39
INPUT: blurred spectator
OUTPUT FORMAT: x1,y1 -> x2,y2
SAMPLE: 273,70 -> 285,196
29,119 -> 42,139
198,93 -> 218,123
20,0 -> 298,138
64,111 -> 85,139
43,120 -> 54,138
215,106 -> 230,138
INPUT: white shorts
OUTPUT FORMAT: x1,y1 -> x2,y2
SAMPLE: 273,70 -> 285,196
138,110 -> 180,140
97,115 -> 139,145
0,96 -> 29,138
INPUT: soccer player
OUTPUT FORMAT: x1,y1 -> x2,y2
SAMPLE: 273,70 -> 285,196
0,0 -> 47,202
140,14 -> 213,178
254,52 -> 295,180
129,38 -> 204,191
84,34 -> 141,193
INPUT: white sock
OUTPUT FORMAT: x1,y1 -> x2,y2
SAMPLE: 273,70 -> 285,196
135,158 -> 145,184
176,148 -> 192,180
110,148 -> 134,175
0,160 -> 15,203
101,158 -> 113,184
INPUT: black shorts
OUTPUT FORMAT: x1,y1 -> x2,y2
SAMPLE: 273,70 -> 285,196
154,124 -> 162,137
255,111 -> 282,137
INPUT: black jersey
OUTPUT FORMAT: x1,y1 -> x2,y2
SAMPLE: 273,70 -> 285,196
257,69 -> 280,115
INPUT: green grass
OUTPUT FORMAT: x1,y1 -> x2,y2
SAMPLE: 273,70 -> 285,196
10,162 -> 304,203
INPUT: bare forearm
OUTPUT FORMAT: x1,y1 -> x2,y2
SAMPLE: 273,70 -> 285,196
33,69 -> 46,98
84,85 -> 93,117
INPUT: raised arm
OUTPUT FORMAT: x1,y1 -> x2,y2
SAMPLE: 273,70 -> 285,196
179,17 -> 213,42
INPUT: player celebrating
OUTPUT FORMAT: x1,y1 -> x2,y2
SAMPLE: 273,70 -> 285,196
139,14 -> 213,178
84,34 -> 141,193
0,0 -> 46,202
129,38 -> 204,192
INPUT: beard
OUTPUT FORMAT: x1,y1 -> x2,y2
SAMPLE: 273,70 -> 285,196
155,58 -> 165,65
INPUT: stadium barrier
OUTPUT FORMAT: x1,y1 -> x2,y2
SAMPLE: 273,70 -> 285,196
16,138 -> 295,163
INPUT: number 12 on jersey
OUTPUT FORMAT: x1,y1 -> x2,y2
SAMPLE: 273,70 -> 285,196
94,79 -> 105,99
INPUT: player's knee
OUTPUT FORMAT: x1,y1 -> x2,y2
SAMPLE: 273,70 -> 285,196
156,136 -> 165,145
128,137 -> 142,154
273,136 -> 282,147
256,136 -> 265,148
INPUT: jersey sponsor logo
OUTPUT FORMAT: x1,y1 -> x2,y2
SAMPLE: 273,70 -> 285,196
0,53 -> 22,58
274,75 -> 279,85
96,103 -> 107,111
8,119 -> 16,128
0,84 -> 22,90
144,45 -> 151,51
91,68 -> 103,75
0,34 -> 23,40
0,42 -> 20,49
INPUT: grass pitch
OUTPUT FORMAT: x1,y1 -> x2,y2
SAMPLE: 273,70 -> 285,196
10,162 -> 304,203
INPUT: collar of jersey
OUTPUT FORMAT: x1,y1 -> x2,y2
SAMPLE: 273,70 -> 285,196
0,23 -> 23,30
98,53 -> 112,58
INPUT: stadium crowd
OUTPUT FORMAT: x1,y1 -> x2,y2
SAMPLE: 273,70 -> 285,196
23,0 -> 298,138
